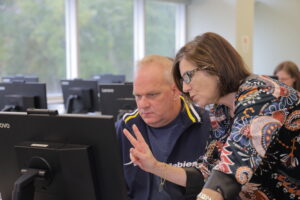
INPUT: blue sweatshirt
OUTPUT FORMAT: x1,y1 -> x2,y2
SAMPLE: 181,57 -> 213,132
115,97 -> 211,200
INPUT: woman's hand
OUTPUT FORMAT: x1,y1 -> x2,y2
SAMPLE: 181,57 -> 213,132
239,183 -> 262,200
123,124 -> 188,187
123,124 -> 159,173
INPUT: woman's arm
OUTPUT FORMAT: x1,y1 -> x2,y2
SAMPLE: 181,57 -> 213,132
149,161 -> 187,187
124,124 -> 207,197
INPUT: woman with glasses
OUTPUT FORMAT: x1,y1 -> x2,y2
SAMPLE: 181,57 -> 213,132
123,32 -> 300,200
274,61 -> 300,91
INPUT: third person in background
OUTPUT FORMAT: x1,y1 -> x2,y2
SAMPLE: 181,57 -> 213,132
274,60 -> 300,91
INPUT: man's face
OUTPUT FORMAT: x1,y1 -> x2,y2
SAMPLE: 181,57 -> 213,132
133,63 -> 179,128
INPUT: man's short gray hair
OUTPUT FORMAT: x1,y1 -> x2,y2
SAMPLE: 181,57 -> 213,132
136,54 -> 174,84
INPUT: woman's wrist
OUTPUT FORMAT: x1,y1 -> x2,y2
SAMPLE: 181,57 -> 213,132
151,161 -> 166,175
197,192 -> 213,200
151,161 -> 187,187
197,188 -> 224,200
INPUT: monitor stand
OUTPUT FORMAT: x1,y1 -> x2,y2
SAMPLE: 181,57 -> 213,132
1,104 -> 17,111
12,168 -> 47,200
65,94 -> 79,113
12,142 -> 98,200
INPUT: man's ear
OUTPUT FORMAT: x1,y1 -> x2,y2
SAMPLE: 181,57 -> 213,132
171,84 -> 181,100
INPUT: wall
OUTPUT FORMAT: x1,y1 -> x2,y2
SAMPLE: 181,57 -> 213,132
253,0 -> 300,75
186,0 -> 300,75
186,0 -> 254,71
235,0 -> 254,70
187,0 -> 236,45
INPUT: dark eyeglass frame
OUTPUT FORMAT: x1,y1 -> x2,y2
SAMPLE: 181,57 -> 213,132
181,68 -> 202,84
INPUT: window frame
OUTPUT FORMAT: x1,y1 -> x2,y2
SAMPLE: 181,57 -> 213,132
64,0 -> 186,78
48,0 -> 186,105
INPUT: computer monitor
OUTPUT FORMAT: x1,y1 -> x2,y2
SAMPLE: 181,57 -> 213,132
60,79 -> 99,114
0,82 -> 47,112
2,75 -> 39,83
99,82 -> 136,121
0,110 -> 127,200
92,73 -> 126,84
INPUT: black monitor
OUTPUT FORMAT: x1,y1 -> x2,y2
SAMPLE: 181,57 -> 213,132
92,73 -> 126,84
61,79 -> 99,114
2,75 -> 39,83
0,110 -> 127,200
99,82 -> 136,121
0,82 -> 47,112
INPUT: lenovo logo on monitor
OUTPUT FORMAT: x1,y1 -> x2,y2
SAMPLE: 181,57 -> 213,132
0,122 -> 10,129
101,88 -> 114,93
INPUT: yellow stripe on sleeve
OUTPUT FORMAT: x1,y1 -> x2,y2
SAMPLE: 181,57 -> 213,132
124,111 -> 139,123
180,96 -> 196,123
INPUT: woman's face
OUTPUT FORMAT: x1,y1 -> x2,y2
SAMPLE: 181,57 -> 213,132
179,58 -> 220,108
276,70 -> 295,87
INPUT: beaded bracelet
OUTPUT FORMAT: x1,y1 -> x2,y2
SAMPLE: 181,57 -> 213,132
197,192 -> 213,200
158,163 -> 166,192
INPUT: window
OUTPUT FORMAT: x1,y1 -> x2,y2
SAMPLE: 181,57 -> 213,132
78,0 -> 134,81
0,0 -> 66,93
145,0 -> 177,58
0,0 -> 185,95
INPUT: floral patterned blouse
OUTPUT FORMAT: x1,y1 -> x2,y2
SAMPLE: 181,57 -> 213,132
199,75 -> 300,200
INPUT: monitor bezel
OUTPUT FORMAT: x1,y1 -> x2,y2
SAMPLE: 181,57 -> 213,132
0,111 -> 127,200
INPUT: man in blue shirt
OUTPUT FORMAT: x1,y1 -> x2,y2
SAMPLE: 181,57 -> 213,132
115,55 -> 210,200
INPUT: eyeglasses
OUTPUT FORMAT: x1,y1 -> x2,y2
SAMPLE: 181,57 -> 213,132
181,68 -> 202,84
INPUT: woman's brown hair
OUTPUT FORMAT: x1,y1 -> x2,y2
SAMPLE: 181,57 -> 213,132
172,32 -> 250,97
274,61 -> 300,91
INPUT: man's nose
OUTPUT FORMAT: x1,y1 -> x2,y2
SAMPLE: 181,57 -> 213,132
138,96 -> 150,108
